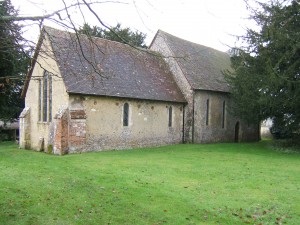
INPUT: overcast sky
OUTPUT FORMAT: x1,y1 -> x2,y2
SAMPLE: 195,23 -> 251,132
11,0 -> 260,52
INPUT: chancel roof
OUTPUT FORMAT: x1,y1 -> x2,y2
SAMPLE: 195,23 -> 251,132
153,30 -> 231,92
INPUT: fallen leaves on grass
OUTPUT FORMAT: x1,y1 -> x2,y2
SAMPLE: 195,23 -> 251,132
202,206 -> 291,224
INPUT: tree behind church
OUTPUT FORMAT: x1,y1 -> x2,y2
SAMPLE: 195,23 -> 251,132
0,0 -> 29,122
78,23 -> 147,48
225,0 -> 300,139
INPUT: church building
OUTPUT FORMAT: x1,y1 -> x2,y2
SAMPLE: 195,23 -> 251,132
19,27 -> 259,155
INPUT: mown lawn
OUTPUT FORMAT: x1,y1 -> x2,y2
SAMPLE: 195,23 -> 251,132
0,141 -> 299,225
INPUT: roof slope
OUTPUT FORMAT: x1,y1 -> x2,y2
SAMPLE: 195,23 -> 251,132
44,27 -> 186,103
154,30 -> 231,92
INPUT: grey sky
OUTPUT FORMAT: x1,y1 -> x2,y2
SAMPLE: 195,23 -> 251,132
11,0 -> 258,51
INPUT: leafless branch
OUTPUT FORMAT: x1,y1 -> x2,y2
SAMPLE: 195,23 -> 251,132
0,1 -> 126,22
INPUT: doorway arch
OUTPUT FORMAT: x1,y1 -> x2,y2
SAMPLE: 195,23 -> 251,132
234,122 -> 240,142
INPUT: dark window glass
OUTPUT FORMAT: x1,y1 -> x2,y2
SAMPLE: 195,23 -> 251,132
222,101 -> 226,128
49,75 -> 52,122
206,99 -> 209,126
42,71 -> 48,122
123,103 -> 129,126
168,106 -> 172,127
38,79 -> 42,121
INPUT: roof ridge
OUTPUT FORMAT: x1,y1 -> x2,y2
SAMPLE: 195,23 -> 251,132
38,26 -> 187,103
158,29 -> 228,54
44,26 -> 156,56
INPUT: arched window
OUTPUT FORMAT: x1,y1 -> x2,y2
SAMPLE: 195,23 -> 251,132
49,74 -> 52,122
38,79 -> 42,121
206,99 -> 209,126
39,70 -> 52,122
42,72 -> 48,122
168,106 -> 172,127
123,103 -> 129,126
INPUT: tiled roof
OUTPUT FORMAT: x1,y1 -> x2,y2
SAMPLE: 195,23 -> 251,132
153,30 -> 231,92
44,27 -> 186,103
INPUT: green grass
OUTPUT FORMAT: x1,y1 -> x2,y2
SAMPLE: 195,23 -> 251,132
0,141 -> 299,225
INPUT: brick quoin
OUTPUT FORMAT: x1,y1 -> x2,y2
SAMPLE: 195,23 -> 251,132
54,110 -> 69,155
68,109 -> 87,152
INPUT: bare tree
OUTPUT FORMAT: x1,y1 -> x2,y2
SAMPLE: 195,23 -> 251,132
1,0 -> 153,78
0,0 -> 143,121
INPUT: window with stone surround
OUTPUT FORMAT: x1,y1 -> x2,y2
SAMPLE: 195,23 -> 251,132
38,79 -> 42,121
222,101 -> 226,128
168,106 -> 172,127
38,70 -> 52,122
49,74 -> 52,122
42,72 -> 48,122
206,99 -> 209,126
123,103 -> 129,126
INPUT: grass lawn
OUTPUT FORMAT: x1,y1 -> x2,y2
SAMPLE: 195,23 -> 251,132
0,141 -> 299,225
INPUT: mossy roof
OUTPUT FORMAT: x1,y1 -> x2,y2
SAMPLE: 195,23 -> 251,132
23,27 -> 186,103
